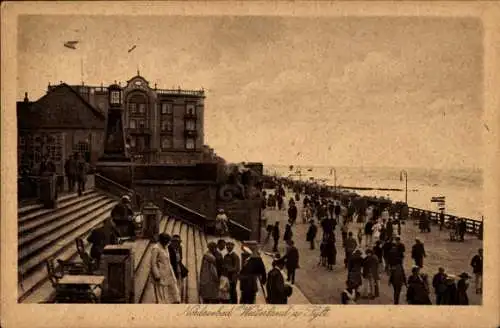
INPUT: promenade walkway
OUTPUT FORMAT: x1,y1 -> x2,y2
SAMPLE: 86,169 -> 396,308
261,190 -> 483,305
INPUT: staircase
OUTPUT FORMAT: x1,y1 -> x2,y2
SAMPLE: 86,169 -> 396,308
18,189 -> 118,303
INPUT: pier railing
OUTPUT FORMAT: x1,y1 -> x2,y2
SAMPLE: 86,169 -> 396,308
407,207 -> 483,237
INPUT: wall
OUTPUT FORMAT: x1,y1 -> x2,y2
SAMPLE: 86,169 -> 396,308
218,199 -> 262,241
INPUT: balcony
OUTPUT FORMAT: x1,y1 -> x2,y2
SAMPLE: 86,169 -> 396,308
156,88 -> 204,97
184,113 -> 197,119
184,129 -> 198,137
127,127 -> 152,135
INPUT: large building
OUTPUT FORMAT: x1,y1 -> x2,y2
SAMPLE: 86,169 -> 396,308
17,73 -> 222,175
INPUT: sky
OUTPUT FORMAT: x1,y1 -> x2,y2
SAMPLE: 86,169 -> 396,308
17,15 -> 484,169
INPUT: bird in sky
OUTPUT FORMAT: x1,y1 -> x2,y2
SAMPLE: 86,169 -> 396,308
128,45 -> 137,53
64,41 -> 79,49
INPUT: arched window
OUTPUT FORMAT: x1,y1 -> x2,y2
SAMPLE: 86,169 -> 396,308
126,93 -> 148,128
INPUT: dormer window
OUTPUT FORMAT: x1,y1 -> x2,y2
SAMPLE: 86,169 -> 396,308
110,90 -> 121,104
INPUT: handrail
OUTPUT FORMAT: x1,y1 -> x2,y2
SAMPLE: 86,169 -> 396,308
94,173 -> 133,193
407,206 -> 483,236
163,197 -> 208,220
228,219 -> 251,233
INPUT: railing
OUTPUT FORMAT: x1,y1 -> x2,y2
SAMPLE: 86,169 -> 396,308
227,219 -> 252,241
156,88 -> 204,97
408,207 -> 483,237
163,197 -> 208,229
94,174 -> 141,211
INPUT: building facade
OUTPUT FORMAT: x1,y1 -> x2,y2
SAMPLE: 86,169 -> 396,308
18,74 -> 217,175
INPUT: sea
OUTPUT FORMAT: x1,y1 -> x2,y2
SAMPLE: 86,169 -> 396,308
264,165 -> 483,220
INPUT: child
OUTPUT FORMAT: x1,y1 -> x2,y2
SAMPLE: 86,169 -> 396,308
319,239 -> 328,267
341,280 -> 360,304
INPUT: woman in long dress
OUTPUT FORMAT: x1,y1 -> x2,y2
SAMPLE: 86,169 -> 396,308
150,233 -> 181,304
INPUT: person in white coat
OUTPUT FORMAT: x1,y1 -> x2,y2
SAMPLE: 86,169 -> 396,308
150,233 -> 181,304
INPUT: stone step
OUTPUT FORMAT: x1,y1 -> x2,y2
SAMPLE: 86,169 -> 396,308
19,194 -> 109,244
18,234 -> 93,303
19,202 -> 116,277
19,199 -> 115,263
19,190 -> 97,224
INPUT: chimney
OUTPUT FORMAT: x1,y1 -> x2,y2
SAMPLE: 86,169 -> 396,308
23,92 -> 29,103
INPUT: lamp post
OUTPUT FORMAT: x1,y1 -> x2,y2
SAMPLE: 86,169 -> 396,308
330,167 -> 337,196
400,170 -> 408,204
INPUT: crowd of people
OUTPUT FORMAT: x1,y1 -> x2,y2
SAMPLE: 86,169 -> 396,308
261,183 -> 483,305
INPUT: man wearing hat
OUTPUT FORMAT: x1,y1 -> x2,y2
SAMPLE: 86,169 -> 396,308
215,209 -> 229,237
266,255 -> 289,304
111,194 -> 135,237
406,266 -> 432,305
239,245 -> 267,304
470,248 -> 483,294
457,272 -> 471,305
223,241 -> 240,304
432,267 -> 448,305
411,238 -> 426,268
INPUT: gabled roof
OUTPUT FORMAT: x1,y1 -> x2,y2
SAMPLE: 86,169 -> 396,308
17,83 -> 106,130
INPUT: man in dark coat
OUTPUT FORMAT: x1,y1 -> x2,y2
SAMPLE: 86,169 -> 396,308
283,222 -> 293,243
215,239 -> 226,279
458,219 -> 467,241
432,267 -> 448,305
388,264 -> 407,304
470,248 -> 483,294
87,217 -> 120,269
224,241 -> 240,304
385,219 -> 394,241
406,266 -> 432,305
383,239 -> 395,273
288,203 -> 298,225
64,154 -> 77,192
168,234 -> 184,280
272,222 -> 280,252
344,232 -> 357,268
362,249 -> 380,298
283,240 -> 299,284
266,255 -> 288,304
306,220 -> 318,250
239,247 -> 267,304
411,238 -> 426,268
75,152 -> 87,196
364,219 -> 374,247
111,195 -> 135,237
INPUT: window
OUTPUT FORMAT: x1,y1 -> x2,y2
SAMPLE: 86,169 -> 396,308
129,119 -> 136,129
186,104 -> 196,115
129,137 -> 136,147
19,136 -> 25,146
128,103 -> 137,113
161,120 -> 173,132
139,103 -> 146,114
161,103 -> 173,115
111,91 -> 121,104
161,136 -> 173,150
138,119 -> 146,128
186,119 -> 196,131
185,137 -> 195,150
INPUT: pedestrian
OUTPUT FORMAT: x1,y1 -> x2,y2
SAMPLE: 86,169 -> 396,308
283,240 -> 299,285
288,202 -> 298,225
215,209 -> 229,237
388,264 -> 407,305
223,241 -> 240,304
456,272 -> 471,305
151,233 -> 181,304
272,222 -> 280,253
326,234 -> 337,270
411,238 -> 426,268
406,266 -> 432,305
319,238 -> 328,267
344,232 -> 357,268
199,241 -> 220,304
431,267 -> 448,305
382,239 -> 394,273
341,280 -> 360,304
373,240 -> 384,273
266,255 -> 289,304
75,152 -> 87,197
306,220 -> 318,250
347,248 -> 363,293
364,219 -> 374,247
470,248 -> 483,294
362,249 -> 380,299
357,228 -> 363,246
239,246 -> 267,304
283,222 -> 293,243
64,153 -> 77,192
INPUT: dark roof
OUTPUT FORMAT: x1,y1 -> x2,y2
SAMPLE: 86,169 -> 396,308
60,83 -> 106,118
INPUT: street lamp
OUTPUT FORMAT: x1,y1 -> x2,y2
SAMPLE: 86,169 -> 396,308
330,167 -> 337,195
399,170 -> 408,204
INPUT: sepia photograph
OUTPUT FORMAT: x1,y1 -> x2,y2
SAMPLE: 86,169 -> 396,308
2,1 -> 500,328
